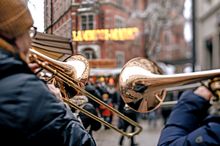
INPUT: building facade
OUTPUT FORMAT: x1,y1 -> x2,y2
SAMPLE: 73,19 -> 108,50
196,0 -> 220,70
44,0 -> 147,68
44,0 -> 191,73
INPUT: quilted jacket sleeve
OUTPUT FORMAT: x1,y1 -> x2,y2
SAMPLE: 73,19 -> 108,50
157,90 -> 220,146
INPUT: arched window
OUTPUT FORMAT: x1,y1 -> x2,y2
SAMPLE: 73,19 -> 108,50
82,48 -> 97,59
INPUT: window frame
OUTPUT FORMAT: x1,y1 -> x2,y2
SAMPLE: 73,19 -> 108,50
80,13 -> 95,30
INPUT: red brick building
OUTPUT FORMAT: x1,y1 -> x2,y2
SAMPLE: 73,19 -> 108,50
44,0 -> 191,73
44,0 -> 147,68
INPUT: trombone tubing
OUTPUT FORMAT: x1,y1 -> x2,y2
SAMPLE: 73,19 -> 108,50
161,83 -> 201,108
32,56 -> 143,138
65,79 -> 143,138
161,101 -> 178,108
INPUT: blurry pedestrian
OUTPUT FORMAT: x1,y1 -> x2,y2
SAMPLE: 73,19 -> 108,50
160,92 -> 175,125
85,83 -> 102,110
99,92 -> 113,130
107,82 -> 119,107
96,77 -> 108,95
147,110 -> 158,129
117,96 -> 139,146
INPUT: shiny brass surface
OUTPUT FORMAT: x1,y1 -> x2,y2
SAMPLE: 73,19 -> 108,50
119,57 -> 220,113
29,49 -> 89,83
29,49 -> 143,138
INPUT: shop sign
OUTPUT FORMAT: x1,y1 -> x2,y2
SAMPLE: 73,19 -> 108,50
72,27 -> 139,41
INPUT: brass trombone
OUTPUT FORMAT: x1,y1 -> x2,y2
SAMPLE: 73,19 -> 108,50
119,57 -> 220,113
29,49 -> 143,138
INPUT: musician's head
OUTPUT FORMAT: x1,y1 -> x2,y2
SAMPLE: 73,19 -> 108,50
0,0 -> 34,56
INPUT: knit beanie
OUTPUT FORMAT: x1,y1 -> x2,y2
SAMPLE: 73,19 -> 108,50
0,0 -> 34,38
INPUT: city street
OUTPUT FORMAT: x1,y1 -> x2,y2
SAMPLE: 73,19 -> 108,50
1,0 -> 220,145
93,118 -> 164,146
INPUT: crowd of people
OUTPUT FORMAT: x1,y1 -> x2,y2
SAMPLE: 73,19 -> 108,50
82,75 -> 220,146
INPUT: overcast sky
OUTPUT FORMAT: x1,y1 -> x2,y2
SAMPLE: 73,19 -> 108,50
183,0 -> 192,42
28,0 -> 44,32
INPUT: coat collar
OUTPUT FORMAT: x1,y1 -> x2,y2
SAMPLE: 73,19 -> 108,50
0,37 -> 27,62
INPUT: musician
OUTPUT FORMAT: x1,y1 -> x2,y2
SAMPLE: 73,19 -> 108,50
158,85 -> 220,146
0,0 -> 96,145
52,77 -> 102,136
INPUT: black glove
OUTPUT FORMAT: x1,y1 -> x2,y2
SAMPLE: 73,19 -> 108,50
79,103 -> 102,132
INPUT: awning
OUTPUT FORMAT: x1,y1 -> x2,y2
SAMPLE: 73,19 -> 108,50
90,68 -> 122,76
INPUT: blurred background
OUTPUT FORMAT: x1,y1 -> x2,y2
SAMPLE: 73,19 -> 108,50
26,0 -> 220,145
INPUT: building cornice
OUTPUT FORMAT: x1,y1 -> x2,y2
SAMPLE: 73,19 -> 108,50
100,1 -> 129,14
199,2 -> 220,22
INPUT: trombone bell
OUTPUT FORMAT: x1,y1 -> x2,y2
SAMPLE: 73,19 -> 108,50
119,57 -> 220,113
29,48 -> 89,84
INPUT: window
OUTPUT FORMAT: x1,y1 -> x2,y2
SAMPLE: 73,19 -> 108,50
205,0 -> 212,4
115,16 -> 125,28
82,48 -> 97,59
116,0 -> 123,6
163,31 -> 172,45
205,37 -> 213,69
116,51 -> 124,67
81,14 -> 94,30
133,0 -> 137,9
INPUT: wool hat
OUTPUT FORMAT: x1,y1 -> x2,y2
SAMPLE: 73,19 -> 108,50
0,0 -> 34,38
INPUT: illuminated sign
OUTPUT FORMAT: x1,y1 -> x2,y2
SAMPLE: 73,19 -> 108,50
72,27 -> 139,41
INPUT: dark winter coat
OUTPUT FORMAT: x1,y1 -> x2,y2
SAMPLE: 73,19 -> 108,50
0,48 -> 96,146
158,90 -> 220,146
